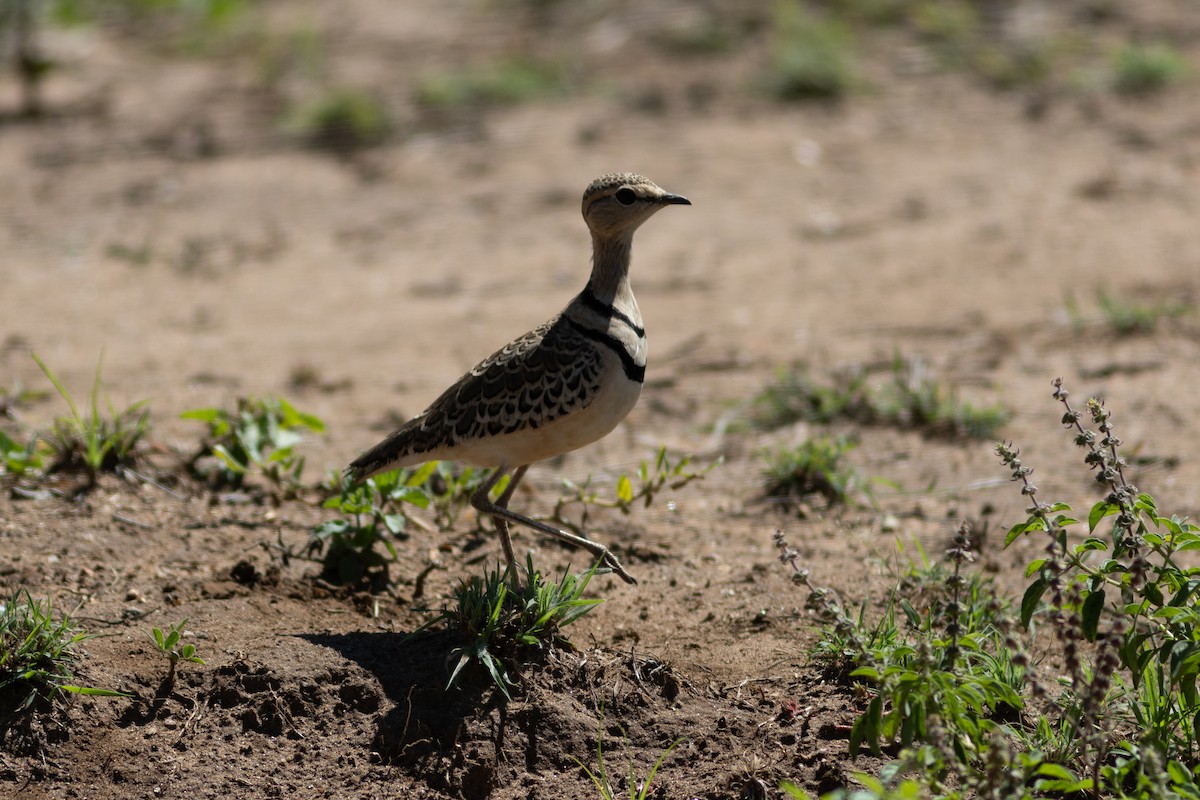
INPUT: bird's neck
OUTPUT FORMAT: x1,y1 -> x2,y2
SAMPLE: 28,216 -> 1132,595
587,233 -> 635,305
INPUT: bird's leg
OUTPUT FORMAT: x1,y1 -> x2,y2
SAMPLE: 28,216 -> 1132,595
471,467 -> 518,571
470,465 -> 638,585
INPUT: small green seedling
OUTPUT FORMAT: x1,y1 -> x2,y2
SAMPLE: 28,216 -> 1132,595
148,618 -> 205,683
552,446 -> 718,535
571,706 -> 687,800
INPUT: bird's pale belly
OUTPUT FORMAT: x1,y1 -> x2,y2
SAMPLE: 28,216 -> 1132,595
447,368 -> 643,468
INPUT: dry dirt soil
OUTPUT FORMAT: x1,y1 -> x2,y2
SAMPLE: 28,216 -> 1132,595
3,2 -> 1200,798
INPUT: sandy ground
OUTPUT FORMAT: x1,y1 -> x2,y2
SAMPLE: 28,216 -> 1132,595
2,2 -> 1200,797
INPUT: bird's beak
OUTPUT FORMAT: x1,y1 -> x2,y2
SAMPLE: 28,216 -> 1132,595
658,192 -> 691,206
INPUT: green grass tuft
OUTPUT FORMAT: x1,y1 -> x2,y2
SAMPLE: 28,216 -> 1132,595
32,353 -> 150,488
762,435 -> 868,507
750,357 -> 1008,440
1111,42 -> 1188,95
0,589 -> 126,717
765,3 -> 858,101
287,88 -> 391,154
416,59 -> 569,110
421,557 -> 603,700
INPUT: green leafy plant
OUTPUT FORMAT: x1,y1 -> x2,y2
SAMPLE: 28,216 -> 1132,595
182,396 -> 324,497
0,588 -> 126,717
792,528 -> 1023,750
0,429 -> 48,479
310,466 -> 434,585
1111,41 -> 1188,95
550,446 -> 718,535
572,707 -> 687,800
776,379 -> 1200,799
33,353 -> 150,488
762,435 -> 868,507
148,618 -> 205,684
310,461 -> 493,586
421,557 -> 602,700
996,379 -> 1200,791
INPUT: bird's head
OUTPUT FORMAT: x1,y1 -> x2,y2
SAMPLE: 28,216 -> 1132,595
581,172 -> 690,238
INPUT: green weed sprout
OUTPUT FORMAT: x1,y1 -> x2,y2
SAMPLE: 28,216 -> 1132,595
182,396 -> 324,497
572,707 -> 687,800
552,446 -> 718,535
311,466 -> 434,585
148,618 -> 205,684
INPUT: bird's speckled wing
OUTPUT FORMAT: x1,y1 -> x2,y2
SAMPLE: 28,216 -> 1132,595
347,314 -> 604,479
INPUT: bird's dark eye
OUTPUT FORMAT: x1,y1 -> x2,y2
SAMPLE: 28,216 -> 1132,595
615,187 -> 638,206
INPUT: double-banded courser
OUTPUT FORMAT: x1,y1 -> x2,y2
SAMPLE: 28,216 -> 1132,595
346,173 -> 690,585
